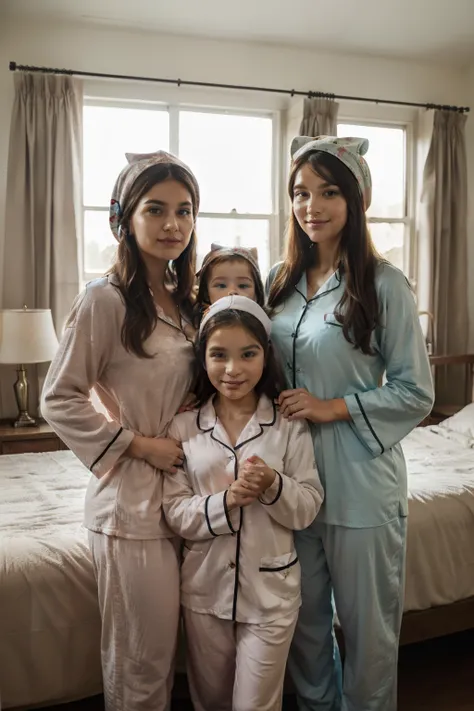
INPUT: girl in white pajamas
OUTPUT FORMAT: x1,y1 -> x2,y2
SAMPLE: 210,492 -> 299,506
162,294 -> 324,711
41,150 -> 201,711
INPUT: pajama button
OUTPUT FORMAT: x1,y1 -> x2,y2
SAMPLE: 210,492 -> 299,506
228,562 -> 236,569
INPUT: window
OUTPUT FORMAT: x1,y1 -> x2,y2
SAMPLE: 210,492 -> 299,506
337,123 -> 409,272
82,103 -> 276,285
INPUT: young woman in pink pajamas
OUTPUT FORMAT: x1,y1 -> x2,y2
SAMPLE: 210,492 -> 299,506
41,150 -> 200,711
162,295 -> 324,711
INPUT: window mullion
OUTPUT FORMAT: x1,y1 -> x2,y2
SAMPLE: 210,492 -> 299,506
169,105 -> 179,155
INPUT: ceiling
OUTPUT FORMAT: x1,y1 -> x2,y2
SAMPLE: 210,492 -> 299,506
3,0 -> 474,66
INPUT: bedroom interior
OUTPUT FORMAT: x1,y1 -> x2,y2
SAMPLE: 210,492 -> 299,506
0,1 -> 473,709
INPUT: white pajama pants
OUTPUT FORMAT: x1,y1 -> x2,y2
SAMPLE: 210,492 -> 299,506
183,607 -> 298,711
88,532 -> 180,711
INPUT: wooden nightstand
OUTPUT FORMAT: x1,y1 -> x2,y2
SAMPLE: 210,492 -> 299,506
0,421 -> 67,455
419,404 -> 464,427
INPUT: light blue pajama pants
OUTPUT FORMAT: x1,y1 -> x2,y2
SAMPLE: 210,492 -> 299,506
288,517 -> 407,711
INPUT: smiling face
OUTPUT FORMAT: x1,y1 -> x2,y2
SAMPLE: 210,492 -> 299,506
292,162 -> 348,249
207,258 -> 257,304
129,178 -> 195,266
205,324 -> 265,403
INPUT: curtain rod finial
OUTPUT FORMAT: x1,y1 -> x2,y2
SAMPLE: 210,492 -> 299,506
9,61 -> 17,71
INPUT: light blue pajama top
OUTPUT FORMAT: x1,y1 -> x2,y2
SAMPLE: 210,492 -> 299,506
268,261 -> 434,528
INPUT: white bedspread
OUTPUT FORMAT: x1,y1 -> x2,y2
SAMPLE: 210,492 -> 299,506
0,451 -> 101,710
404,426 -> 474,611
0,431 -> 473,708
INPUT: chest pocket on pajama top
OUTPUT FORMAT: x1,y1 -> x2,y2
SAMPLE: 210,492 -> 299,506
259,552 -> 300,601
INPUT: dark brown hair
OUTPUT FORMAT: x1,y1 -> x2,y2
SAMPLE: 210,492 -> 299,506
267,151 -> 381,354
110,163 -> 197,358
194,310 -> 283,406
193,253 -> 265,327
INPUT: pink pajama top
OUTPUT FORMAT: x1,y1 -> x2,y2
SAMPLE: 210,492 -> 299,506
41,274 -> 195,540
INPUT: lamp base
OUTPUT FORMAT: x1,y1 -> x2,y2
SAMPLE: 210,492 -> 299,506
12,364 -> 37,427
13,411 -> 37,428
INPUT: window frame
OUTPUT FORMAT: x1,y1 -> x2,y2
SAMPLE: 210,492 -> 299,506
337,117 -> 414,277
81,98 -> 280,283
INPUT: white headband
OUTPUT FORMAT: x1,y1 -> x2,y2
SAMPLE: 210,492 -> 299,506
199,295 -> 272,337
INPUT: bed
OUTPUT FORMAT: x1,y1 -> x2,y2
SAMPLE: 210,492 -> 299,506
1,395 -> 474,708
399,352 -> 474,644
0,451 -> 102,710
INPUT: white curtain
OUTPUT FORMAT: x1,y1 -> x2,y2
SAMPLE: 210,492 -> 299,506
420,109 -> 469,405
1,72 -> 83,417
299,97 -> 339,136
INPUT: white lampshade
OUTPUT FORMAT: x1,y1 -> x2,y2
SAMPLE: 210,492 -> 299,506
0,309 -> 59,364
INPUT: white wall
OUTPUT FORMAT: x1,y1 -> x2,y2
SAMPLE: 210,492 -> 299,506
0,14 -> 472,337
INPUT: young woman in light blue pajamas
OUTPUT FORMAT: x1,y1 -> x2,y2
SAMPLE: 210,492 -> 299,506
267,135 -> 434,711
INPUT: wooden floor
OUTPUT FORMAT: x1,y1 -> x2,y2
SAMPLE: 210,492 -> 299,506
35,630 -> 474,711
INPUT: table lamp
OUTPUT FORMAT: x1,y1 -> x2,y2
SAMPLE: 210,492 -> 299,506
0,307 -> 59,427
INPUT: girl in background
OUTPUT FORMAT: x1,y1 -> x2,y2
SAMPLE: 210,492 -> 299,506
193,243 -> 264,325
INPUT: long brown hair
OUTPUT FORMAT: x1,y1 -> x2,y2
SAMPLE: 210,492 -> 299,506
110,163 -> 198,358
194,310 -> 283,406
267,151 -> 381,354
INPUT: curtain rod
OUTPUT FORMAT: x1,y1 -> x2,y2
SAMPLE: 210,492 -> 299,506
9,61 -> 470,113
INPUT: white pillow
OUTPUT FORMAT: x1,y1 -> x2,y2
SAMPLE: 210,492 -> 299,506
438,402 -> 474,438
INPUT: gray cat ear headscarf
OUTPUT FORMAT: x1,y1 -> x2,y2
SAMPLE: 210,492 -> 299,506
109,150 -> 200,240
290,135 -> 372,211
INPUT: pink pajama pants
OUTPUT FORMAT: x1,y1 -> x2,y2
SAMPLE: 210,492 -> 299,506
88,532 -> 180,711
183,607 -> 298,711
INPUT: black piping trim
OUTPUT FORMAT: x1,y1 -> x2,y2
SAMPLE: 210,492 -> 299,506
206,432 -> 242,619
90,427 -> 124,471
296,270 -> 341,307
204,404 -> 278,621
196,406 -> 215,433
231,456 -> 242,621
354,393 -> 385,455
259,471 -> 283,505
259,556 -> 299,573
204,496 -> 218,537
292,279 -> 342,389
234,401 -> 277,450
112,275 -> 195,348
210,429 -> 233,452
232,514 -> 242,621
223,489 -> 237,534
291,299 -> 308,389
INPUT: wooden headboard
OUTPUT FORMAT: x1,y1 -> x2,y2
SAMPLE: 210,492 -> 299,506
429,354 -> 474,416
